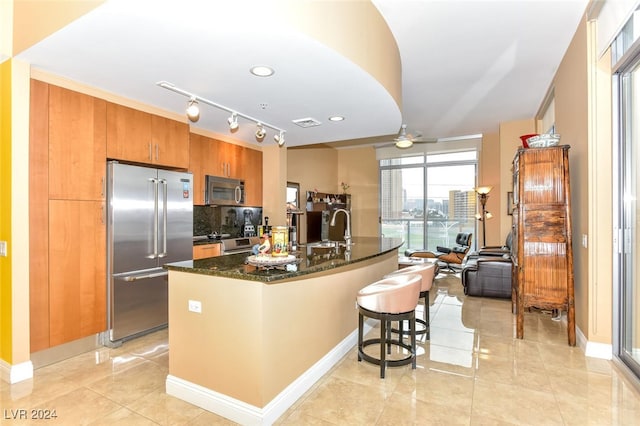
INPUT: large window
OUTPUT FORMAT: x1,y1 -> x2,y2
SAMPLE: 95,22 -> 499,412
614,52 -> 640,382
380,151 -> 478,253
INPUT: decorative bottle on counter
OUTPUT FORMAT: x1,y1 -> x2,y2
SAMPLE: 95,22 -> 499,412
271,226 -> 289,256
306,193 -> 313,211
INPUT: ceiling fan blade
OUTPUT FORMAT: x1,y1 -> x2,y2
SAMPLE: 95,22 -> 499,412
412,137 -> 439,144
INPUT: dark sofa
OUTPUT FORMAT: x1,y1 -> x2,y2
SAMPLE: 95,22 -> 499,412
461,231 -> 513,299
461,256 -> 512,298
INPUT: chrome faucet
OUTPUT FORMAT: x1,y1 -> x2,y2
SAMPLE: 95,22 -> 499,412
330,208 -> 351,246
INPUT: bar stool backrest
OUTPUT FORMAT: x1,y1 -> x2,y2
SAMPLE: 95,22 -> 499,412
385,263 -> 436,292
356,274 -> 421,314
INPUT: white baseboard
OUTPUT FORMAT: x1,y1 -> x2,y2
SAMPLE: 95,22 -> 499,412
0,359 -> 34,384
166,321 -> 374,425
576,325 -> 613,360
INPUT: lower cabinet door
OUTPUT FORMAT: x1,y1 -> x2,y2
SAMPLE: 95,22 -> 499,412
49,199 -> 106,346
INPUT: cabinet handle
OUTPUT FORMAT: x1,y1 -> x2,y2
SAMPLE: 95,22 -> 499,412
148,142 -> 152,161
100,176 -> 105,198
155,143 -> 159,161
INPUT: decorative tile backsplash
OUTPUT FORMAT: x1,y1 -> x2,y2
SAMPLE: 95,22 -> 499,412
193,205 -> 263,238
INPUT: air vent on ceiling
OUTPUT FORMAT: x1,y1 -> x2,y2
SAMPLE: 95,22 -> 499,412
292,117 -> 322,128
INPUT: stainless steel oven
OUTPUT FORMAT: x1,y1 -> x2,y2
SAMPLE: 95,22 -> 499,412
205,175 -> 245,205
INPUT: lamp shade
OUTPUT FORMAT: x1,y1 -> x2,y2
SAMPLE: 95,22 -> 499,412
475,186 -> 492,195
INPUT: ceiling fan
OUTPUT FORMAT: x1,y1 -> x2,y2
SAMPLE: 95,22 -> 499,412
390,124 -> 437,148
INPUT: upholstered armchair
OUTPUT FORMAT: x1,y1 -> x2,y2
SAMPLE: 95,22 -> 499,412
404,232 -> 473,272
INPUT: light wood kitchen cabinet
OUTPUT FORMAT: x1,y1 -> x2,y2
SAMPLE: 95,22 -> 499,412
48,85 -> 106,200
30,80 -> 108,352
189,133 -> 210,205
214,139 -> 241,178
193,243 -> 222,259
243,147 -> 263,206
106,103 -> 190,169
511,145 -> 575,346
189,133 -> 262,205
48,199 -> 106,346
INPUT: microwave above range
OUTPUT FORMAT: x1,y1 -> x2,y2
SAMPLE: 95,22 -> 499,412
205,175 -> 245,205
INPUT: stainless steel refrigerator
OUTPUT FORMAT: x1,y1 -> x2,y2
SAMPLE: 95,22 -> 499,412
106,161 -> 193,344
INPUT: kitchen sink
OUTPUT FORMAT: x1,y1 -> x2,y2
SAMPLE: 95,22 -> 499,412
307,241 -> 344,249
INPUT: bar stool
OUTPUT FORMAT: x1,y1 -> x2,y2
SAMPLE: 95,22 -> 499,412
356,274 -> 421,378
385,263 -> 436,340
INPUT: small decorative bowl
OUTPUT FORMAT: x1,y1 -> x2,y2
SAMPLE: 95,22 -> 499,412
526,134 -> 560,148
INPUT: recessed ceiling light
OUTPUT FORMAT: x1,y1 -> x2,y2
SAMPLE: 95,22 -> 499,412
328,116 -> 344,122
250,65 -> 275,77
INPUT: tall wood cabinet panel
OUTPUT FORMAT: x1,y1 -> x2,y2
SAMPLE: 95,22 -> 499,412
48,200 -> 106,346
106,103 -> 189,169
29,79 -> 51,352
48,85 -> 106,200
512,145 -> 575,346
29,81 -> 108,352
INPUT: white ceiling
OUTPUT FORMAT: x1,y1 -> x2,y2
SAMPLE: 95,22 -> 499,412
17,0 -> 589,148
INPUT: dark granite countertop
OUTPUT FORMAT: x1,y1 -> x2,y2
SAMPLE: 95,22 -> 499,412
165,237 -> 403,283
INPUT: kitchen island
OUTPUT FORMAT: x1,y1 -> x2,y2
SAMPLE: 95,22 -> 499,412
164,237 -> 402,425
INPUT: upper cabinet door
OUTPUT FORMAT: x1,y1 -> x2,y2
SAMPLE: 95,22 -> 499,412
189,133 -> 210,205
151,114 -> 189,169
106,103 -> 152,164
48,85 -> 106,201
107,103 -> 189,169
243,147 -> 263,206
213,139 -> 241,178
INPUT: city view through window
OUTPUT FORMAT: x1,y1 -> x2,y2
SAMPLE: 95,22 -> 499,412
380,152 -> 478,253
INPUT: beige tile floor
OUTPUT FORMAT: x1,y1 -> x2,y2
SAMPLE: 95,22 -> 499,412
2,273 -> 640,425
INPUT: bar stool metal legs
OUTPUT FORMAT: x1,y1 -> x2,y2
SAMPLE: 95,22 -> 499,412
356,274 -> 421,378
357,306 -> 417,378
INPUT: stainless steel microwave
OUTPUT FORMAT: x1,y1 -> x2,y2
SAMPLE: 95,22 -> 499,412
205,176 -> 245,205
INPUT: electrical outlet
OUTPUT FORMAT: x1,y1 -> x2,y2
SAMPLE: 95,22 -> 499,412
0,241 -> 6,257
188,299 -> 202,313
582,234 -> 588,248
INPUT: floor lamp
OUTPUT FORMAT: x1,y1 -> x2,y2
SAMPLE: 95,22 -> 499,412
475,186 -> 492,247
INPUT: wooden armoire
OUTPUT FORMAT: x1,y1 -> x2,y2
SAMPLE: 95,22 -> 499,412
511,145 -> 575,346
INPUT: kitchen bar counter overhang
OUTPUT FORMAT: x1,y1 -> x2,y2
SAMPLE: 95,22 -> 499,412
165,237 -> 403,282
164,237 -> 402,425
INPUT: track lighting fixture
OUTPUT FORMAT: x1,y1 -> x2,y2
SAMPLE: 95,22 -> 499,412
255,123 -> 266,140
157,81 -> 286,146
274,130 -> 285,146
186,98 -> 200,122
227,113 -> 239,131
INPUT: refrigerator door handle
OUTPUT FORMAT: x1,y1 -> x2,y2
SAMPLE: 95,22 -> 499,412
116,271 -> 169,282
158,178 -> 168,258
151,177 -> 159,259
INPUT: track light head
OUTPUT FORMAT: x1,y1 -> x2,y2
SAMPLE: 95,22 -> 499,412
274,131 -> 285,147
227,113 -> 239,131
186,98 -> 200,122
255,123 -> 266,141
